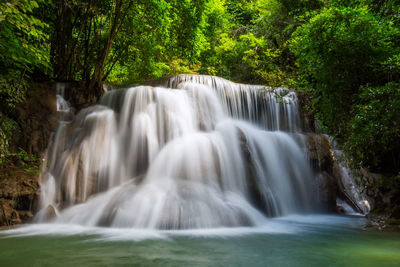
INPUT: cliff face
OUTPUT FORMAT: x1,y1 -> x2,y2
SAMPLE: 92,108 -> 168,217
0,163 -> 40,225
0,83 -> 58,227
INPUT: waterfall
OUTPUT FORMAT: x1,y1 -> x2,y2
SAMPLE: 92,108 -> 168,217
37,75 -> 319,229
55,83 -> 72,121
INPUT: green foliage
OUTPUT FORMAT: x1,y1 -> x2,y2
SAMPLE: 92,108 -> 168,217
45,0 -> 322,86
344,83 -> 400,173
290,6 -> 400,136
0,0 -> 50,148
0,117 -> 40,173
0,0 -> 51,74
1,0 -> 399,177
14,147 -> 41,174
197,0 -> 295,85
201,31 -> 280,83
0,116 -> 40,173
0,71 -> 29,111
0,116 -> 17,164
290,4 -> 400,174
104,0 -> 176,83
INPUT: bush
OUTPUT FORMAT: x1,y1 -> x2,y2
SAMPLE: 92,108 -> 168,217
344,83 -> 400,173
0,71 -> 28,111
0,116 -> 17,163
290,6 -> 399,137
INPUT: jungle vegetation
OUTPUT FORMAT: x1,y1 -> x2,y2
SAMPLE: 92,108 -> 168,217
0,0 -> 399,175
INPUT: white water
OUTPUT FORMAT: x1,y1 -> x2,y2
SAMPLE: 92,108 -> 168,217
4,215 -> 365,241
37,75 -> 319,229
55,83 -> 72,121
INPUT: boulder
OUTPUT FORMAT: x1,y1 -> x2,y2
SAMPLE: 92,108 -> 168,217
44,205 -> 57,220
361,168 -> 400,229
0,199 -> 21,225
315,171 -> 337,211
0,165 -> 40,226
303,133 -> 334,173
303,134 -> 338,211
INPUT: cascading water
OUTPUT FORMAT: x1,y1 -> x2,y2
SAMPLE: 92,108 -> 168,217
36,75 -> 319,229
55,83 -> 72,121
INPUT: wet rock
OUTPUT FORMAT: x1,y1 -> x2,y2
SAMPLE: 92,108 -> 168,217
38,93 -> 57,111
18,210 -> 34,222
15,82 -> 59,155
297,92 -> 316,133
365,213 -> 400,231
315,171 -> 337,211
304,133 -> 334,173
61,81 -> 100,109
303,134 -> 338,211
0,162 -> 40,226
0,81 -> 91,226
0,199 -> 21,225
360,168 -> 400,229
44,205 -> 57,220
302,133 -> 372,214
238,130 -> 267,214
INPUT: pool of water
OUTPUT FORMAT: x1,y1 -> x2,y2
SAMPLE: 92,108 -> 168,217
0,215 -> 399,266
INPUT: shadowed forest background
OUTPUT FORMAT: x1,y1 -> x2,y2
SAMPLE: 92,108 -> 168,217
0,0 -> 399,180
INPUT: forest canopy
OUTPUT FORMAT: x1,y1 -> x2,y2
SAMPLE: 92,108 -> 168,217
0,0 -> 399,175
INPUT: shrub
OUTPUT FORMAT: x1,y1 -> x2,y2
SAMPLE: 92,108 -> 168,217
290,6 -> 399,137
344,83 -> 400,173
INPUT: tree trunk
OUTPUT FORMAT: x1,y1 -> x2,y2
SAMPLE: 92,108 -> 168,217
88,0 -> 127,99
51,0 -> 75,81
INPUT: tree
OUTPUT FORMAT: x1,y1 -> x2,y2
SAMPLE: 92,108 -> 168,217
0,0 -> 50,75
344,83 -> 400,173
290,6 -> 399,137
0,0 -> 50,112
50,0 -> 136,98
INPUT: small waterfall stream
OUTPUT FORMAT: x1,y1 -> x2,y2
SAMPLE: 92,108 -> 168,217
37,75 -> 320,229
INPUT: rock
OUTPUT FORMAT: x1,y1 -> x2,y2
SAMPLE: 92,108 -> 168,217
303,133 -> 334,173
15,82 -> 59,156
18,211 -> 34,222
360,167 -> 384,186
44,205 -> 57,220
238,129 -> 270,215
303,134 -> 338,211
302,133 -> 373,214
61,81 -> 100,110
38,93 -> 57,111
0,81 -> 97,227
296,92 -> 316,133
0,162 -> 40,226
365,213 -> 400,231
0,199 -> 21,225
361,168 -> 400,229
315,171 -> 337,211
